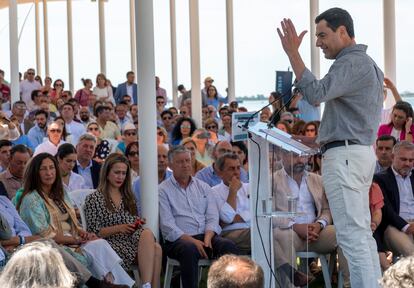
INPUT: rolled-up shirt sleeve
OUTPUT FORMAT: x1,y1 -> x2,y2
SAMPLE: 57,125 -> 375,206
219,202 -> 237,224
159,186 -> 185,242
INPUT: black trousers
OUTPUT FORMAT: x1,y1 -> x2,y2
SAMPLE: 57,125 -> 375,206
164,234 -> 240,288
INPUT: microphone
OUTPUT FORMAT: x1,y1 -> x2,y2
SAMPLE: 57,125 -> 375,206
266,91 -> 297,129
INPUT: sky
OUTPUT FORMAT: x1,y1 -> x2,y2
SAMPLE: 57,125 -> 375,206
0,0 -> 413,99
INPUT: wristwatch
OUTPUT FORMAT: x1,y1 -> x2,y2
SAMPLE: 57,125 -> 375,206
318,222 -> 324,230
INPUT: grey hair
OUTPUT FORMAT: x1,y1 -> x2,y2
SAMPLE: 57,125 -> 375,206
392,140 -> 414,154
0,241 -> 76,288
216,153 -> 239,171
168,145 -> 191,163
380,255 -> 414,287
78,133 -> 97,144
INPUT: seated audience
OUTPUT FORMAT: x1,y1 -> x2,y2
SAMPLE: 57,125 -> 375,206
57,143 -> 86,193
0,140 -> 12,173
378,101 -> 414,142
0,241 -> 76,288
74,134 -> 101,189
157,126 -> 169,147
207,255 -> 264,288
375,135 -> 397,174
0,145 -> 30,199
273,151 -> 349,287
16,153 -> 134,287
212,153 -> 251,254
191,128 -> 213,166
74,78 -> 93,107
133,144 -> 171,217
196,141 -> 249,187
171,117 -> 197,146
125,142 -> 140,181
0,115 -> 19,143
231,141 -> 249,172
84,153 -> 162,288
181,138 -> 206,176
27,109 -> 48,147
218,114 -> 232,142
60,102 -> 85,146
33,121 -> 65,156
374,141 -> 414,257
275,120 -> 291,134
302,121 -> 319,138
55,116 -> 73,143
0,197 -> 127,288
95,106 -> 122,141
87,122 -> 111,163
116,123 -> 137,154
115,102 -> 133,130
159,146 -> 239,288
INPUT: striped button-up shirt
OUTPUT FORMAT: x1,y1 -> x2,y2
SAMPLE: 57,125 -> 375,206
159,174 -> 221,242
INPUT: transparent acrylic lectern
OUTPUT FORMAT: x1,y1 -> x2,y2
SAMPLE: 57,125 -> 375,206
246,121 -> 318,288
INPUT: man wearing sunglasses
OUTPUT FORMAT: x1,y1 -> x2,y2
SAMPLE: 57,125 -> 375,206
33,122 -> 65,156
19,68 -> 41,108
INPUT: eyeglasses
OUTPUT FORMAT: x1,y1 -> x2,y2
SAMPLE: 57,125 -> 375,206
207,125 -> 217,129
181,124 -> 191,129
49,129 -> 62,133
128,151 -> 139,157
157,131 -> 164,136
125,132 -> 137,136
27,72 -> 35,75
55,83 -> 63,87
88,127 -> 99,131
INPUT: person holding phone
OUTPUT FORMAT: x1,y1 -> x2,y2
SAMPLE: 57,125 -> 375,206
378,101 -> 414,143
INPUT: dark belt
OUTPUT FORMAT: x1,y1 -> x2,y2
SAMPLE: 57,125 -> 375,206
320,140 -> 358,154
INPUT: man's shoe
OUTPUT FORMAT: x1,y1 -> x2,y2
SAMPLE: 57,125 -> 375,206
293,270 -> 314,287
98,280 -> 129,288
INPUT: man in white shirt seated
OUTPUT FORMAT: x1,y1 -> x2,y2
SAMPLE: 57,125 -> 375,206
273,151 -> 349,287
33,121 -> 65,156
212,153 -> 251,254
61,102 -> 85,145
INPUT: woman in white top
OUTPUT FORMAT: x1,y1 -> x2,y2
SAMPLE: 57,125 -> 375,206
56,143 -> 86,193
92,73 -> 115,104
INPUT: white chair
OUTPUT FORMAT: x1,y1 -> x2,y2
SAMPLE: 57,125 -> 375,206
68,189 -> 95,230
163,257 -> 212,288
296,251 -> 343,288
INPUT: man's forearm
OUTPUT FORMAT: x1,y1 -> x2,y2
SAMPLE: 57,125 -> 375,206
288,51 -> 306,82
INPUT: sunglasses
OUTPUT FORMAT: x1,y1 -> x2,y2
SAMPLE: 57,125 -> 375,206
88,127 -> 99,131
125,132 -> 137,136
157,101 -> 165,105
181,124 -> 191,129
162,117 -> 172,120
128,151 -> 139,157
49,129 -> 62,133
306,129 -> 316,132
207,125 -> 217,129
157,131 -> 164,136
285,119 -> 293,124
55,83 -> 63,87
27,72 -> 35,75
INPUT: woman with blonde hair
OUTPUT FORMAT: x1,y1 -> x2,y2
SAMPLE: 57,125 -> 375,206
84,153 -> 162,288
0,241 -> 76,288
181,137 -> 206,175
93,73 -> 115,104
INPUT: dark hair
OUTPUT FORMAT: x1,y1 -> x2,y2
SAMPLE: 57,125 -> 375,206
56,143 -> 77,160
31,90 -> 41,101
53,79 -> 64,89
0,140 -> 13,149
125,141 -> 139,157
302,121 -> 319,136
34,109 -> 49,119
230,141 -> 248,164
291,120 -> 306,135
171,117 -> 197,142
81,78 -> 92,86
376,135 -> 397,146
161,110 -> 173,119
392,101 -> 413,119
276,120 -> 292,134
177,84 -> 185,91
126,71 -> 134,78
61,102 -> 74,111
207,85 -> 218,100
95,105 -> 109,117
17,153 -> 64,211
315,7 -> 355,38
12,101 -> 26,108
10,144 -> 30,157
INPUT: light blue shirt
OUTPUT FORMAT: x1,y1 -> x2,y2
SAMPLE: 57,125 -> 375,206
27,125 -> 47,147
133,170 -> 172,217
0,196 -> 32,237
76,161 -> 94,189
159,175 -> 221,242
297,100 -> 320,122
195,165 -> 249,187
